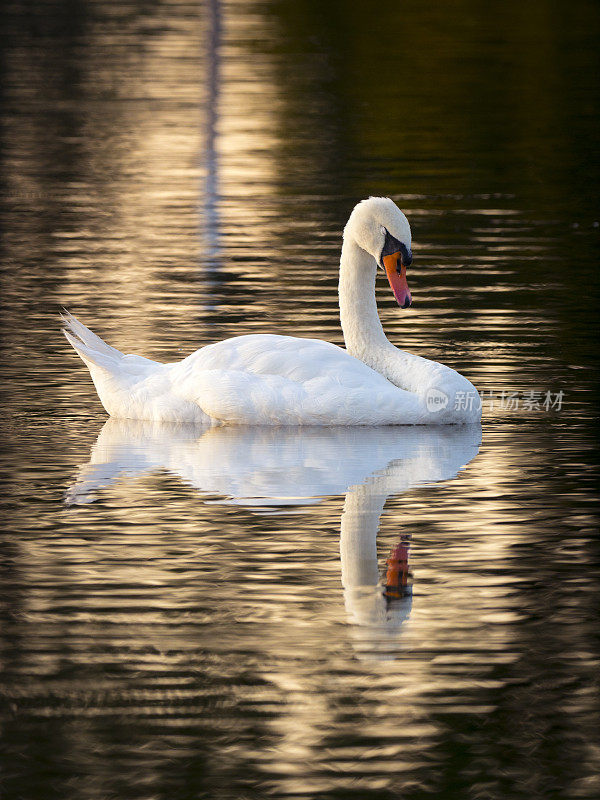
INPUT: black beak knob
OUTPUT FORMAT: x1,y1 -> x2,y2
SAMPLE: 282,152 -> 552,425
399,243 -> 412,267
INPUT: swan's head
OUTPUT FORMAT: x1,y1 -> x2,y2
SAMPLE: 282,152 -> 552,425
344,197 -> 413,308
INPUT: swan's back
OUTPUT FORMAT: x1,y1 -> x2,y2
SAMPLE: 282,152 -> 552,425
171,334 -> 426,426
63,315 -> 425,425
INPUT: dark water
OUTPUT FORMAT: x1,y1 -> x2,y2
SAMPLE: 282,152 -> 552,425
2,1 -> 600,798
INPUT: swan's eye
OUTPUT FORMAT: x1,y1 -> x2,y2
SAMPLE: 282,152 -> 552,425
381,230 -> 406,267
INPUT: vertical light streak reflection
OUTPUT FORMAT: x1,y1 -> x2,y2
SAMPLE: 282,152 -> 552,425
201,0 -> 222,271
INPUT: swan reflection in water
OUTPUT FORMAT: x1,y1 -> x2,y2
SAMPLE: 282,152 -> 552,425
66,421 -> 481,657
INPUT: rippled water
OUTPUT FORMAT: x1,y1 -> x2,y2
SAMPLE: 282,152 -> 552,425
2,0 -> 599,798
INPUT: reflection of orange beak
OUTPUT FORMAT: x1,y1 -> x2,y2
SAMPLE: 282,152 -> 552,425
385,540 -> 411,599
383,252 -> 412,308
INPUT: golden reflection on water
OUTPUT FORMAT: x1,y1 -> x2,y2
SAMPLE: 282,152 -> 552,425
2,0 -> 600,798
63,422 -> 479,643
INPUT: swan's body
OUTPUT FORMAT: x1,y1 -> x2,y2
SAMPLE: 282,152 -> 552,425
63,197 -> 481,425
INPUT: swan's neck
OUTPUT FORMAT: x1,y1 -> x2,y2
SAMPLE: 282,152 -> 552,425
338,238 -> 391,361
338,236 -> 442,395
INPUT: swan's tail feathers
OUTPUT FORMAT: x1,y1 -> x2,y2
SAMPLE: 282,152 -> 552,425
61,311 -> 125,371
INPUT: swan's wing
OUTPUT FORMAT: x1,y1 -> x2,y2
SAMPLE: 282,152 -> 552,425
120,353 -> 163,376
169,335 -> 425,425
173,334 -> 360,382
189,370 -> 423,425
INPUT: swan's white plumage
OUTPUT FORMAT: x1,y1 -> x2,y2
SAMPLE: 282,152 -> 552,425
62,197 -> 481,426
174,334 -> 426,425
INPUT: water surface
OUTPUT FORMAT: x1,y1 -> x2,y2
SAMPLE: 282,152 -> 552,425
1,1 -> 599,798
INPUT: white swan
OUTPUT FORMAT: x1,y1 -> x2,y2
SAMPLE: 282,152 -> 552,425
62,197 -> 481,425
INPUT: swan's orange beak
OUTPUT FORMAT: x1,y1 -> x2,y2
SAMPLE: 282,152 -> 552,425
383,252 -> 412,309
